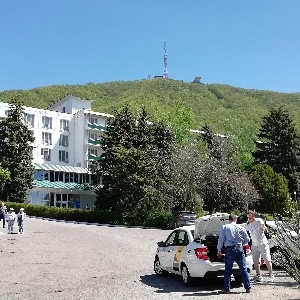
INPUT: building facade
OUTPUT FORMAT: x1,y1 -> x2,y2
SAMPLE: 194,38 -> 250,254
0,95 -> 114,209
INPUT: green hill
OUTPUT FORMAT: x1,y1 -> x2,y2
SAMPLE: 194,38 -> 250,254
1,79 -> 300,137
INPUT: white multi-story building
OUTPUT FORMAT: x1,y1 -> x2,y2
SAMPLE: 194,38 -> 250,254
0,95 -> 114,209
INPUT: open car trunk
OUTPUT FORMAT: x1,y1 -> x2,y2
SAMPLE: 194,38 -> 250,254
200,234 -> 225,262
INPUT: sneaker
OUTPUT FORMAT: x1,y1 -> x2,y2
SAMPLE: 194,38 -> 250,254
253,274 -> 263,282
246,288 -> 251,293
269,274 -> 275,282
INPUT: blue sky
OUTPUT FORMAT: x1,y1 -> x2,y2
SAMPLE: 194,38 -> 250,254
1,1 -> 300,93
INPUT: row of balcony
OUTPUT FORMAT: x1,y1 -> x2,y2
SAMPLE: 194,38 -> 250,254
87,123 -> 106,131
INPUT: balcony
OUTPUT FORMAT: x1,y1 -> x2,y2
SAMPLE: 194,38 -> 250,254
88,154 -> 103,161
87,122 -> 106,131
87,138 -> 102,146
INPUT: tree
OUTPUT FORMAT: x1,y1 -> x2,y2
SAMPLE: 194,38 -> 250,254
253,106 -> 300,194
0,167 -> 10,191
166,144 -> 204,212
94,105 -> 174,223
0,97 -> 35,202
199,124 -> 258,212
250,164 -> 289,214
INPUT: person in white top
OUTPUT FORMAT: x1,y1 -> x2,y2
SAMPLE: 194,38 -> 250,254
6,208 -> 16,234
246,210 -> 274,282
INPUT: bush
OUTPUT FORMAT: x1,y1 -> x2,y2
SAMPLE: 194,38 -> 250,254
144,211 -> 172,228
3,202 -> 122,225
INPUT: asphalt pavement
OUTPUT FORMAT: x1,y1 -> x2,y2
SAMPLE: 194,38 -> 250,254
0,217 -> 298,300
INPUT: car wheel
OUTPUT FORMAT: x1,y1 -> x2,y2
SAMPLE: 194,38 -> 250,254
181,264 -> 194,286
154,256 -> 169,277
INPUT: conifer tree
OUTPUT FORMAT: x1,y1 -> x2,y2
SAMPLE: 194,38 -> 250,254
0,97 -> 35,202
253,106 -> 300,194
94,105 -> 174,222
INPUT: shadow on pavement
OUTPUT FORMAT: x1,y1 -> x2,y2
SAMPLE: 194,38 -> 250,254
140,273 -> 244,296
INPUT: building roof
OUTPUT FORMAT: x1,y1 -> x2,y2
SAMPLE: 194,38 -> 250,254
34,163 -> 91,174
33,180 -> 95,191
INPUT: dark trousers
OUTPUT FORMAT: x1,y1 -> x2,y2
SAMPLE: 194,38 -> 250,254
224,247 -> 250,291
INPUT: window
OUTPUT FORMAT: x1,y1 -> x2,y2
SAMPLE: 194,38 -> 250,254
88,117 -> 98,124
41,148 -> 51,161
89,133 -> 98,140
5,110 -> 13,116
34,170 -> 49,181
59,135 -> 69,147
59,150 -> 69,163
88,149 -> 98,156
55,172 -> 64,182
42,132 -> 52,145
62,107 -> 65,113
60,119 -> 69,131
42,116 -> 52,129
164,230 -> 189,247
24,113 -> 35,127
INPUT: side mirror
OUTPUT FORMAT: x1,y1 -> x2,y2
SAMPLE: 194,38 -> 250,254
157,241 -> 166,247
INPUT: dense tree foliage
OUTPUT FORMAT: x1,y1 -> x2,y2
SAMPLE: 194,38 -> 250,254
2,79 -> 300,159
0,97 -> 35,202
0,167 -> 10,191
199,125 -> 258,212
250,164 -> 290,214
253,107 -> 300,194
94,105 -> 174,223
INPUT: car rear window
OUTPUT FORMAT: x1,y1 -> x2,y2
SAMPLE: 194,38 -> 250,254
180,212 -> 195,217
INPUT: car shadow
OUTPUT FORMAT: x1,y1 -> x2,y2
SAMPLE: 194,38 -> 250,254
140,273 -> 243,296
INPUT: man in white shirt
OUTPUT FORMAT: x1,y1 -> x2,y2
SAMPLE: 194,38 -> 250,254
246,210 -> 274,282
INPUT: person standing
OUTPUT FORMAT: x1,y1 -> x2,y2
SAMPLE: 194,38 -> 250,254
246,210 -> 274,282
6,208 -> 16,234
217,214 -> 251,294
17,208 -> 26,234
0,202 -> 7,228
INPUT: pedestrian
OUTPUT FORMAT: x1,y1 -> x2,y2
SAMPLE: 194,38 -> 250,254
17,208 -> 26,234
0,202 -> 7,228
217,214 -> 251,294
246,210 -> 274,282
6,208 -> 16,234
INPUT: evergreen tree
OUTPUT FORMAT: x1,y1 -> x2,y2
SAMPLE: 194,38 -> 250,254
0,97 -> 35,202
94,105 -> 174,222
253,106 -> 300,194
250,164 -> 290,214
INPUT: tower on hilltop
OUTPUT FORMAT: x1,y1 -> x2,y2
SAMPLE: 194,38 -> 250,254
163,41 -> 168,79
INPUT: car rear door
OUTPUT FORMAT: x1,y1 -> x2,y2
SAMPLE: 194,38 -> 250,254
163,230 -> 189,272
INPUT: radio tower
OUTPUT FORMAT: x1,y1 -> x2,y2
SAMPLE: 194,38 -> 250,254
163,41 -> 168,79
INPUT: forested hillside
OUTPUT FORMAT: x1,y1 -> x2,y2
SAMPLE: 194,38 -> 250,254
1,79 -> 300,137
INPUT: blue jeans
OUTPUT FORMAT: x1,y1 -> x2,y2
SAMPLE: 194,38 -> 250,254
18,220 -> 24,233
224,247 -> 250,291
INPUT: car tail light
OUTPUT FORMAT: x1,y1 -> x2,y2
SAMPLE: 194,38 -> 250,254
177,214 -> 183,218
243,244 -> 251,256
194,247 -> 209,260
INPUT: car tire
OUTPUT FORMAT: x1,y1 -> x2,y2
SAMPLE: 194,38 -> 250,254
181,264 -> 194,286
154,256 -> 169,277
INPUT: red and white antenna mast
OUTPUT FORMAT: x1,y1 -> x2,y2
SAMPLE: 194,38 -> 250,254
163,41 -> 168,79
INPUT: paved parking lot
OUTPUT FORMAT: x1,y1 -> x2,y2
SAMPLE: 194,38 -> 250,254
0,217 -> 298,300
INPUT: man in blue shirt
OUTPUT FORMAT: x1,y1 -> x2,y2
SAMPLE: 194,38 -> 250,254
217,214 -> 251,293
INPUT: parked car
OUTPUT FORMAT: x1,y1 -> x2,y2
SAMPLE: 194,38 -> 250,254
154,213 -> 253,286
168,211 -> 197,229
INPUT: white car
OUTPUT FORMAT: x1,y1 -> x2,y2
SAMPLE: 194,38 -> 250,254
154,214 -> 253,286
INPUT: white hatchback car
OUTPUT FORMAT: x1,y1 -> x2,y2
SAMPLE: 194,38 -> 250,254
154,223 -> 253,286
